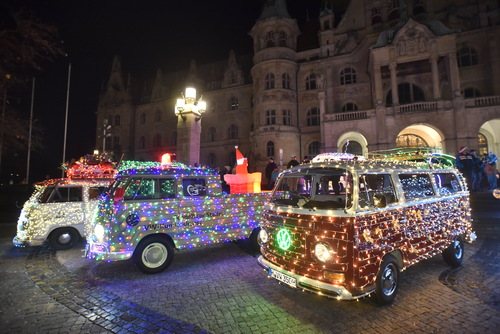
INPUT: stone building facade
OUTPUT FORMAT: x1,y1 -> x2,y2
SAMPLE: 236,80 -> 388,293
96,0 -> 500,178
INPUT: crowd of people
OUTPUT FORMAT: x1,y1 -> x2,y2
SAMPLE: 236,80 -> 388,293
455,146 -> 498,192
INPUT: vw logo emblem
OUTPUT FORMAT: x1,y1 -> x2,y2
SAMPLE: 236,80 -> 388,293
276,229 -> 292,250
126,212 -> 140,226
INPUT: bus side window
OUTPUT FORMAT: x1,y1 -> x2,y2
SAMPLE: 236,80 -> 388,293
399,174 -> 434,200
358,174 -> 396,207
183,178 -> 207,197
160,179 -> 176,199
434,173 -> 462,195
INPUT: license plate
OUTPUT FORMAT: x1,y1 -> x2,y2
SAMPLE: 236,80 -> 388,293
269,268 -> 297,288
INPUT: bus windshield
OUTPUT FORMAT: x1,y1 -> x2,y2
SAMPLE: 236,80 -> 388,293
270,168 -> 352,209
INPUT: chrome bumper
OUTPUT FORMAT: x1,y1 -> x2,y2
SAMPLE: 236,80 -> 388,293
12,235 -> 44,247
257,255 -> 371,300
85,241 -> 133,261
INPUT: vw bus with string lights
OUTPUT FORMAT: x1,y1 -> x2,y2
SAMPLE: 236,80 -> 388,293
13,153 -> 116,250
257,152 -> 476,305
86,152 -> 268,274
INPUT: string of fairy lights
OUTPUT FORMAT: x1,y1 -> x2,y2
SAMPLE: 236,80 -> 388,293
259,155 -> 476,300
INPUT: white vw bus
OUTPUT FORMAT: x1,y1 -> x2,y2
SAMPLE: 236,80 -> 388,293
257,152 -> 476,304
13,154 -> 116,250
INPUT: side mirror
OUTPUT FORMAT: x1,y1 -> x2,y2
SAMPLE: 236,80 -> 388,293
373,193 -> 387,208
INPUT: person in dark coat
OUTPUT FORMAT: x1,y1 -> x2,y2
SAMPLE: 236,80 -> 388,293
286,155 -> 300,169
265,158 -> 278,190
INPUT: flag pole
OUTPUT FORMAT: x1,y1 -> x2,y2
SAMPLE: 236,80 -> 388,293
25,77 -> 35,184
62,63 -> 71,177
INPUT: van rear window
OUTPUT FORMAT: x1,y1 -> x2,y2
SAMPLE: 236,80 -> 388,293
399,174 -> 434,200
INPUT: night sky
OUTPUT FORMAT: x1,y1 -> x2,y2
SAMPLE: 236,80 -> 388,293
2,0 -> 344,182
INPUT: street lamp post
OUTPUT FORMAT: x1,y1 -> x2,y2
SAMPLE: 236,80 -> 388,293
174,87 -> 206,166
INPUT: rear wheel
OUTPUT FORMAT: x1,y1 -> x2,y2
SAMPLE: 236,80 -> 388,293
375,254 -> 400,305
442,236 -> 464,267
49,227 -> 80,250
134,236 -> 174,274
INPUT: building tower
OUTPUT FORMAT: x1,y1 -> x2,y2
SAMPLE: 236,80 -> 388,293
249,0 -> 301,172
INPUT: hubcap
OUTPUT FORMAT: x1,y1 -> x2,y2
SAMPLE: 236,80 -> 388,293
382,263 -> 397,296
453,240 -> 463,259
58,233 -> 71,245
142,243 -> 168,268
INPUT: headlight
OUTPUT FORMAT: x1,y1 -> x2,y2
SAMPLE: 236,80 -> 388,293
94,224 -> 105,242
258,228 -> 268,244
314,242 -> 333,262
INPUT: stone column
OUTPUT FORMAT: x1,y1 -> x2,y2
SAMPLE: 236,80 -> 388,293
430,55 -> 441,100
390,62 -> 399,105
318,91 -> 326,149
176,112 -> 201,166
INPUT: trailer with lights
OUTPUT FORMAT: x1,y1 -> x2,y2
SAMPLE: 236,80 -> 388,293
85,153 -> 269,274
257,152 -> 476,305
13,153 -> 116,250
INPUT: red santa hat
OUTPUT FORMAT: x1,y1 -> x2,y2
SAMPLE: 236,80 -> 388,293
459,146 -> 467,153
235,146 -> 245,165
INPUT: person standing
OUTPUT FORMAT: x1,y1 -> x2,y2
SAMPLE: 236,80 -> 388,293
265,158 -> 278,190
485,152 -> 498,191
286,155 -> 300,169
470,150 -> 483,191
455,146 -> 474,190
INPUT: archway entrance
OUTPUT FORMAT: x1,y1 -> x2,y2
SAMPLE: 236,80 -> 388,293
337,132 -> 368,156
479,119 -> 500,159
396,124 -> 444,150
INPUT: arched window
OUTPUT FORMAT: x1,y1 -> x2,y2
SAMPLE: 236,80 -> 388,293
386,83 -> 425,105
139,136 -> 146,149
267,141 -> 275,158
462,87 -> 481,98
457,47 -> 478,67
265,73 -> 275,90
114,115 -> 121,126
140,113 -> 146,124
307,107 -> 320,126
371,15 -> 382,25
282,73 -> 291,89
342,141 -> 363,155
266,31 -> 275,47
229,96 -> 239,110
478,133 -> 488,156
266,109 -> 276,125
306,74 -> 317,90
340,67 -> 356,85
207,153 -> 216,168
154,109 -> 162,122
341,103 -> 358,112
208,127 -> 216,142
308,141 -> 321,157
279,31 -> 287,47
228,124 -> 238,139
154,134 -> 161,147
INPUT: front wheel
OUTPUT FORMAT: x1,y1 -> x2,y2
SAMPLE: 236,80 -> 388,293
442,236 -> 464,267
49,227 -> 80,250
134,236 -> 174,274
375,254 -> 400,305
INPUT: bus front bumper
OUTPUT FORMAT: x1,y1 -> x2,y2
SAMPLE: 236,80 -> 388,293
258,255 -> 372,300
85,241 -> 133,261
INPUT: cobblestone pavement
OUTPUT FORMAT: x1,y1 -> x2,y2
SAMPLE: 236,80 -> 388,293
0,192 -> 499,333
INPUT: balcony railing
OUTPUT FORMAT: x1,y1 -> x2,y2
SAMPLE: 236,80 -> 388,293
399,102 -> 438,113
473,95 -> 500,106
334,110 -> 368,121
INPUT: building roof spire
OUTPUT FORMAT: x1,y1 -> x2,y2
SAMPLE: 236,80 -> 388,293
258,0 -> 291,21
